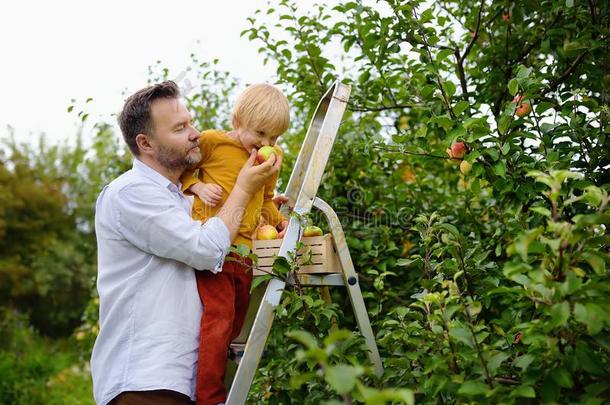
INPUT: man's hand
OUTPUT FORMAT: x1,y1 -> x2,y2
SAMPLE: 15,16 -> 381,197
189,182 -> 223,206
235,150 -> 282,196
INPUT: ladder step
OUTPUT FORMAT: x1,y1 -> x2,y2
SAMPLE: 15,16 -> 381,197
229,343 -> 246,364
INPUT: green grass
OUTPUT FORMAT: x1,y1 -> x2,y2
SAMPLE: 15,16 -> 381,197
0,309 -> 94,404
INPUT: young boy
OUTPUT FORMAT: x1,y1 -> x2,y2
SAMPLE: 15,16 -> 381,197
180,83 -> 290,405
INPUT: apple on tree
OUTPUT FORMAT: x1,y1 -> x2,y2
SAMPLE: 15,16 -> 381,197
513,94 -> 532,118
460,160 -> 472,175
446,141 -> 467,159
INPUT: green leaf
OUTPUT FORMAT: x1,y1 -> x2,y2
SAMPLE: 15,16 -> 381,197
516,65 -> 532,79
436,49 -> 454,63
439,223 -> 461,239
272,256 -> 291,275
397,258 -> 421,267
325,364 -> 364,394
457,381 -> 490,396
466,301 -> 482,318
493,161 -> 506,177
551,368 -> 574,388
529,206 -> 551,217
449,326 -> 474,348
250,274 -> 272,292
549,301 -> 570,329
566,0 -> 574,7
581,252 -> 607,275
512,385 -> 536,398
500,142 -> 511,155
487,351 -> 509,374
287,330 -> 319,350
514,354 -> 535,371
433,115 -> 454,131
443,81 -> 456,97
323,329 -> 352,346
508,78 -> 519,96
234,243 -> 251,257
454,100 -> 470,115
290,372 -> 318,388
497,115 -> 511,134
512,227 -> 543,260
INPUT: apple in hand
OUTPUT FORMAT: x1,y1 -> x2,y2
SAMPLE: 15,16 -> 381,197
256,146 -> 278,164
303,226 -> 323,237
446,142 -> 467,159
256,224 -> 279,240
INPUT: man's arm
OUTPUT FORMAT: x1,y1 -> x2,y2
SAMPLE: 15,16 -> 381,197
114,182 -> 231,272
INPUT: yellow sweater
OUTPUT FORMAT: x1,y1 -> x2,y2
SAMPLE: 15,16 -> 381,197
180,129 -> 285,248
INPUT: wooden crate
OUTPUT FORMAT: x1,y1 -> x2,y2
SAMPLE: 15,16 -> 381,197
252,233 -> 342,276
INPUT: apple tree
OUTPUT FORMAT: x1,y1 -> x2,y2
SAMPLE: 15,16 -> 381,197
239,0 -> 610,403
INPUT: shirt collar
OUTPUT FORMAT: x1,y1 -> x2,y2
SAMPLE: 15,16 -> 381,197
132,158 -> 183,191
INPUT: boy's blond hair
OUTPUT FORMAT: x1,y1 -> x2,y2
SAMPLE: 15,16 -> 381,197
231,83 -> 290,136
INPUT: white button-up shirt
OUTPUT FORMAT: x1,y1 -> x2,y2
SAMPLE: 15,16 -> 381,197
91,158 -> 231,405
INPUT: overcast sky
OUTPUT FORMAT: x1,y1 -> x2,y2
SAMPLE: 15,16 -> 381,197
0,0 -> 323,145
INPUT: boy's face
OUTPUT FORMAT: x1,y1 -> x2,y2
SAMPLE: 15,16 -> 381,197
237,127 -> 280,152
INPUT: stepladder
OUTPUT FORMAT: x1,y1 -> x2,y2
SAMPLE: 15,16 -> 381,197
225,80 -> 383,404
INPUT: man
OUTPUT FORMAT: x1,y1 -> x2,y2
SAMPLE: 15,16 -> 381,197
90,81 -> 282,405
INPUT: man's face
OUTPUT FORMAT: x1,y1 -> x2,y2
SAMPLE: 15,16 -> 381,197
148,98 -> 201,171
238,127 -> 280,153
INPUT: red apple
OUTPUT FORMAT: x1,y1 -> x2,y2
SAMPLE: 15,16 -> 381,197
515,102 -> 532,118
513,95 -> 531,117
447,142 -> 467,159
303,226 -> 323,237
256,224 -> 279,240
501,12 -> 511,22
256,146 -> 277,164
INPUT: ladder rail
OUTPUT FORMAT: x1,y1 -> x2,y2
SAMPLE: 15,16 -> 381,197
280,84 -> 335,216
313,197 -> 384,376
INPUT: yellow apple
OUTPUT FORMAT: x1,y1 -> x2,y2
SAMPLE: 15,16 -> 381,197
256,225 -> 279,240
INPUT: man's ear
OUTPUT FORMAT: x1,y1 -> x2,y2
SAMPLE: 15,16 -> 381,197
135,133 -> 154,155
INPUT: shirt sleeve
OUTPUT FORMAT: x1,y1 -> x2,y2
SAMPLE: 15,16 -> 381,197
114,182 -> 230,272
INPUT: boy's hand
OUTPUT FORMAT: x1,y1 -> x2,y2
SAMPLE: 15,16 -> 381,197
189,182 -> 223,206
235,150 -> 282,196
277,219 -> 289,238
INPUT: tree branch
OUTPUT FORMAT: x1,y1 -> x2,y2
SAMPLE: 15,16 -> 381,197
455,0 -> 485,104
348,102 -> 417,112
541,51 -> 589,96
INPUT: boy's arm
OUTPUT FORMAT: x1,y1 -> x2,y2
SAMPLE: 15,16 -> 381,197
180,167 -> 200,195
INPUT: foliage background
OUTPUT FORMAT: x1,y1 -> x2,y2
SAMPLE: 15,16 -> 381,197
1,0 -> 609,403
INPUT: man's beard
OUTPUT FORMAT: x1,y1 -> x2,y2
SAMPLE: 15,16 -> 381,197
156,142 -> 200,172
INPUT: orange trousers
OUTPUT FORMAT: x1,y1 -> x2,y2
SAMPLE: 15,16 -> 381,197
195,255 -> 252,405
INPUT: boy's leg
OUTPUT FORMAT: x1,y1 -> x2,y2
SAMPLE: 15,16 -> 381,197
231,258 -> 253,341
196,262 -> 237,405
